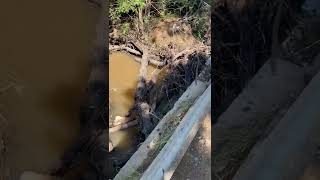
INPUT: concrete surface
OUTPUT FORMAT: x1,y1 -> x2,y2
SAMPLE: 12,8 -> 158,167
216,59 -> 305,129
233,70 -> 320,180
171,113 -> 211,180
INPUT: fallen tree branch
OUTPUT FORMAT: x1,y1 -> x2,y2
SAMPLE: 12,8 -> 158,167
134,57 -> 165,67
110,44 -> 165,67
172,45 -> 210,62
111,116 -> 131,127
109,45 -> 142,56
109,120 -> 138,133
134,47 -> 154,136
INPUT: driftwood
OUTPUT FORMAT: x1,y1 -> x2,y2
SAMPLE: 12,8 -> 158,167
110,116 -> 138,133
134,57 -> 165,67
172,45 -> 210,62
110,41 -> 210,70
109,45 -> 142,56
109,44 -> 165,67
133,47 -> 154,136
114,58 -> 211,180
111,116 -> 131,127
109,120 -> 138,133
110,41 -> 209,69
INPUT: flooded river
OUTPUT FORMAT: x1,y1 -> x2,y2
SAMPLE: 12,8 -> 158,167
0,0 -> 99,179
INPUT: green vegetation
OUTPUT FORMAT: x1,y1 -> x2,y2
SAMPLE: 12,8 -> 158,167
110,0 -> 146,22
152,100 -> 193,155
124,168 -> 141,180
110,0 -> 211,41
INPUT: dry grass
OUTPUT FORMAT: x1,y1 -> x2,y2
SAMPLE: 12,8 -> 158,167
123,167 -> 142,180
124,100 -> 194,180
152,100 -> 192,155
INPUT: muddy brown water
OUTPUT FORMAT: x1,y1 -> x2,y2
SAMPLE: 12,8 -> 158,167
109,52 -> 158,151
0,0 -> 100,179
0,1 -> 160,179
109,52 -> 158,121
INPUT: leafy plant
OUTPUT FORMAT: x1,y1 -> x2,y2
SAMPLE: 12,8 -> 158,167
120,22 -> 130,35
110,0 -> 146,21
189,16 -> 209,41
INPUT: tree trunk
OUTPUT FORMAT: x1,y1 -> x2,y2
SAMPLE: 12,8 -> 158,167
139,8 -> 144,34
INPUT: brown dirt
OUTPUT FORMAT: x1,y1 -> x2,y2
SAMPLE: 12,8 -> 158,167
148,18 -> 200,54
171,113 -> 211,180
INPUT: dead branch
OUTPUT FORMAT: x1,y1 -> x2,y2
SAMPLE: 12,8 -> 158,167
109,45 -> 142,56
172,45 -> 210,62
109,120 -> 138,133
110,43 -> 165,67
111,116 -> 131,127
134,57 -> 165,67
136,49 -> 149,98
130,45 -> 154,136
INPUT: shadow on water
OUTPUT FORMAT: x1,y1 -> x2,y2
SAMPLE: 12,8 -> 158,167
108,52 -> 157,177
0,0 -> 100,179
